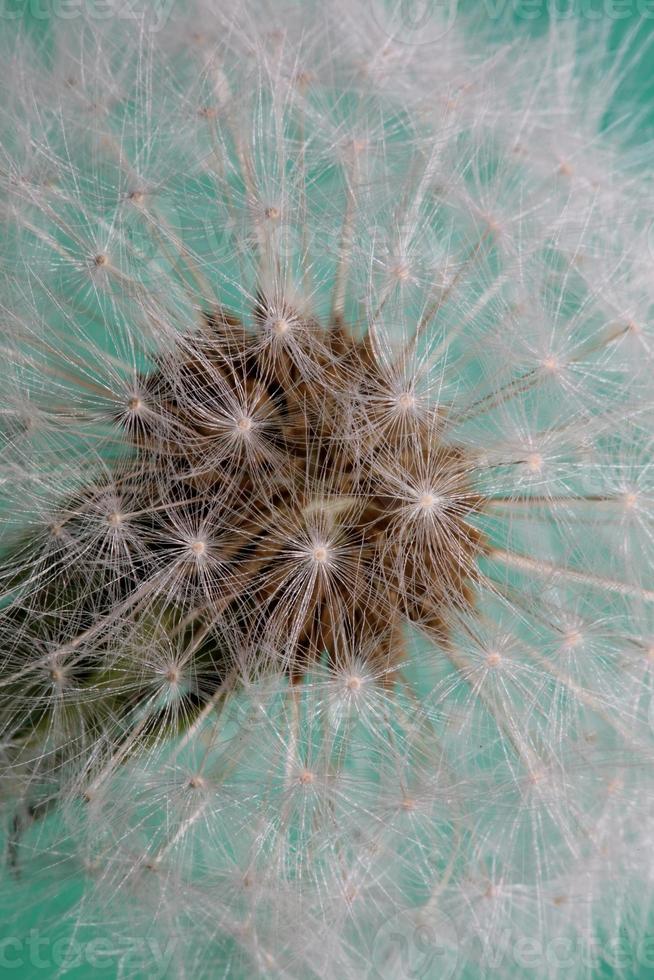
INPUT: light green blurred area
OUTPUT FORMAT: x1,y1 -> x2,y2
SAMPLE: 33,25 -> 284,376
1,2 -> 653,978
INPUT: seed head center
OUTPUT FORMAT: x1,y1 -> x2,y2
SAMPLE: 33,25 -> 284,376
563,629 -> 583,649
271,317 -> 291,336
526,453 -> 543,473
393,262 -> 411,282
623,491 -> 638,510
397,392 -> 416,411
418,492 -> 440,511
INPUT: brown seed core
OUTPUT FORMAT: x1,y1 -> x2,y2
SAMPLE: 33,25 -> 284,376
119,304 -> 485,683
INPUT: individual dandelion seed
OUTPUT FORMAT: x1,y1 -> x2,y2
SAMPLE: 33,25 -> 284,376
1,3 -> 654,979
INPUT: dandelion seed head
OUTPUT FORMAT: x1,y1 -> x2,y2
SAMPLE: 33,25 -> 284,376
623,491 -> 639,510
270,316 -> 292,337
395,391 -> 417,413
562,629 -> 583,650
236,415 -> 253,433
1,4 -> 653,977
416,491 -> 442,513
542,356 -> 561,374
311,544 -> 329,564
390,261 -> 411,283
525,452 -> 544,473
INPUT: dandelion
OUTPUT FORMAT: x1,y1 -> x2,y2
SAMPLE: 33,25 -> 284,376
1,3 -> 653,977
